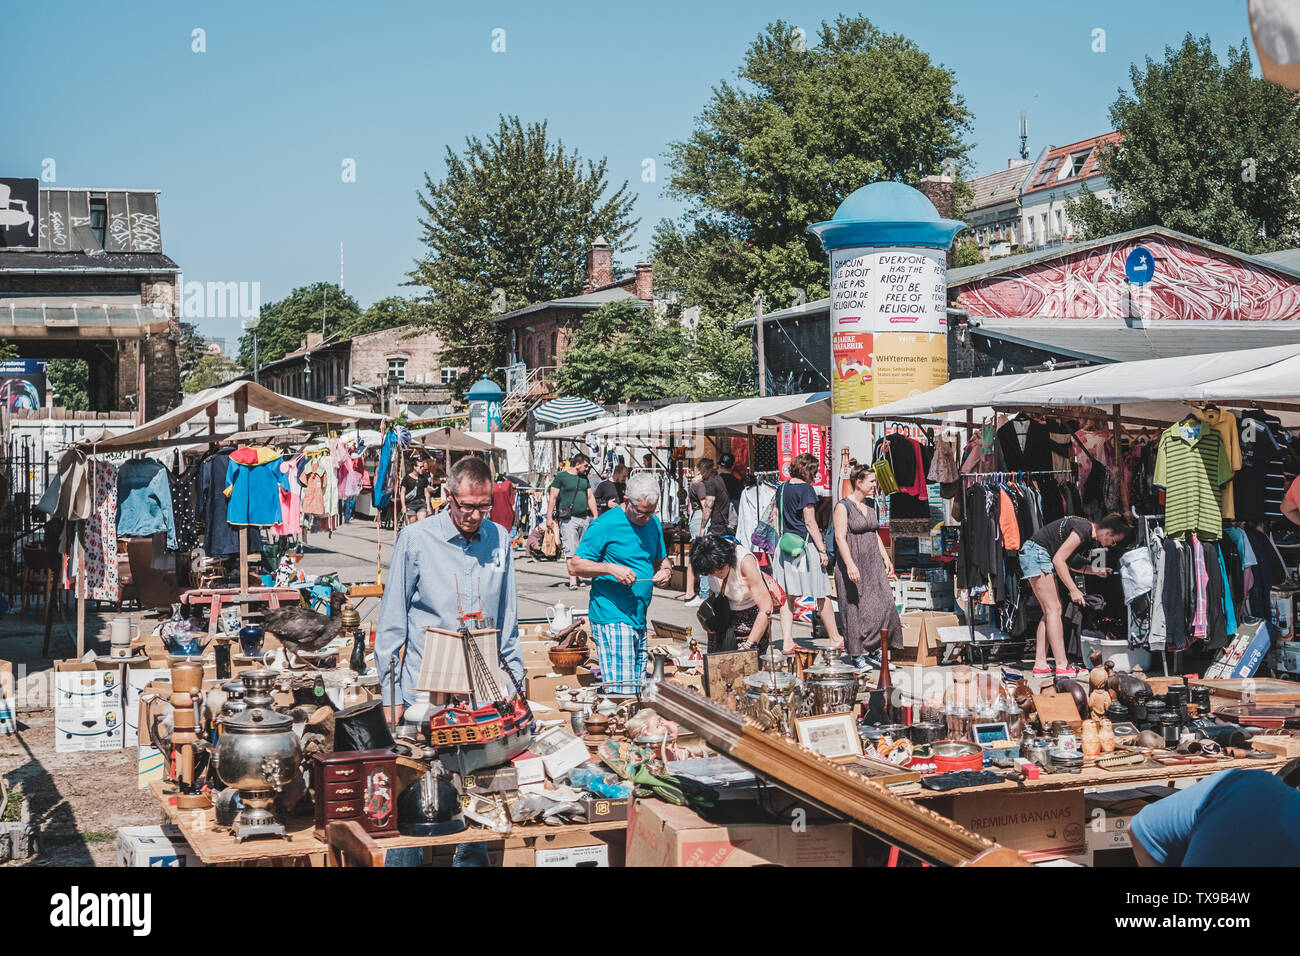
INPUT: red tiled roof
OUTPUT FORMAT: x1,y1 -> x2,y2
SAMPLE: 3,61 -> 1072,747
1023,132 -> 1122,195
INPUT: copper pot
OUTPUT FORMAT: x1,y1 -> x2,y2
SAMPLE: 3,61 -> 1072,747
548,646 -> 585,676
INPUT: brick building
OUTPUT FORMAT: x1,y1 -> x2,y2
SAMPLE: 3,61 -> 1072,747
0,179 -> 182,419
348,325 -> 460,416
492,237 -> 654,400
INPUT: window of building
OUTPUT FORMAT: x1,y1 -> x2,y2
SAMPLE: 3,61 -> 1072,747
1054,210 -> 1063,236
1063,148 -> 1093,179
387,358 -> 407,383
1040,213 -> 1049,239
1032,157 -> 1061,188
550,331 -> 558,361
538,339 -> 549,366
1025,217 -> 1034,244
440,367 -> 456,385
89,194 -> 108,248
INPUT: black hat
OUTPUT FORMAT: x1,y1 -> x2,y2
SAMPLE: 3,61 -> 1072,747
719,453 -> 735,468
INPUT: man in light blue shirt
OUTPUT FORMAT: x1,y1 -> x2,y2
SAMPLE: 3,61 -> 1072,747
569,473 -> 671,694
376,456 -> 523,724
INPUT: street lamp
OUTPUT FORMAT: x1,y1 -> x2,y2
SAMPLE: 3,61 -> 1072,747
241,317 -> 260,384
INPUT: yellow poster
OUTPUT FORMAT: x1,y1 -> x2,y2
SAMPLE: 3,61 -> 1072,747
831,330 -> 873,414
872,332 -> 948,407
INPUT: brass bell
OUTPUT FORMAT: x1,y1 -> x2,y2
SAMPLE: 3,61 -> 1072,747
339,603 -> 362,630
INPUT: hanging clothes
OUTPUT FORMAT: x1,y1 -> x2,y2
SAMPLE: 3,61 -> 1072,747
198,451 -> 262,558
1235,411 -> 1288,521
271,456 -> 303,537
301,458 -> 327,516
927,435 -> 959,484
224,447 -> 285,527
1153,420 -> 1231,540
995,417 -> 1053,472
168,468 -> 200,553
78,459 -> 120,602
117,458 -> 177,549
1194,408 -> 1242,520
338,453 -> 366,499
735,482 -> 777,556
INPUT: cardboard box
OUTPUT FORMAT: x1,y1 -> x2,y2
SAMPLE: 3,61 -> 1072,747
526,668 -> 594,706
1084,786 -> 1175,851
943,789 -> 1085,863
54,661 -> 124,753
511,751 -> 546,786
579,793 -> 630,824
138,745 -> 167,790
625,799 -> 853,867
123,668 -> 170,748
1204,620 -> 1271,679
54,659 -> 122,708
527,727 -> 590,780
535,843 -> 609,867
116,825 -> 201,867
895,611 -> 955,667
462,765 -> 519,795
1272,589 -> 1296,641
1273,640 -> 1300,676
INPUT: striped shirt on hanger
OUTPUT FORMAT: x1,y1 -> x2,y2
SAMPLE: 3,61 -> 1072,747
1153,421 -> 1232,541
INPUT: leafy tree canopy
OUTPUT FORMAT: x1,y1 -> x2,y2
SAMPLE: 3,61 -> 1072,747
1067,34 -> 1300,253
408,116 -> 638,397
236,282 -> 361,371
654,15 -> 973,319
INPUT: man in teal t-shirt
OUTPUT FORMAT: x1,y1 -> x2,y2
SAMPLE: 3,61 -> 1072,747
569,473 -> 671,693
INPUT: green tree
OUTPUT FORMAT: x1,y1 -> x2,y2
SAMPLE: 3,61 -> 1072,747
46,359 -> 89,411
177,322 -> 209,380
237,282 -> 361,370
337,296 -> 418,339
408,116 -> 638,396
183,353 -> 239,393
654,16 -> 973,319
953,238 -> 984,268
554,300 -> 687,403
1067,34 -> 1300,252
686,313 -> 756,399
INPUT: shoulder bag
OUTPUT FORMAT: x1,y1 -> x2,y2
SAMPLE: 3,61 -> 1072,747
751,486 -> 779,555
775,482 -> 809,559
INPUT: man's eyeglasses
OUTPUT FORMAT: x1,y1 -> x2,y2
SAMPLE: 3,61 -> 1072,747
450,493 -> 492,515
625,502 -> 657,521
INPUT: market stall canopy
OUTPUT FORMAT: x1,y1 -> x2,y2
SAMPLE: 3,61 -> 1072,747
409,426 -> 496,453
75,380 -> 386,451
692,391 -> 830,430
860,343 -> 1300,426
228,425 -> 313,445
533,396 -> 606,426
537,392 -> 829,440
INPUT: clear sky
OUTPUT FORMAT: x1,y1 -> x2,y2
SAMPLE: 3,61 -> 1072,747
2,0 -> 1254,347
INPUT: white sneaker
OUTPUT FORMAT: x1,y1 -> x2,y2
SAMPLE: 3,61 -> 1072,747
683,596 -> 704,607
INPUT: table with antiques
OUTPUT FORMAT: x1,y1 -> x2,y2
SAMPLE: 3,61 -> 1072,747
149,780 -> 627,866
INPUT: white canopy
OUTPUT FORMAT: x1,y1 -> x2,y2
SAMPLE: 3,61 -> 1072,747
76,379 -> 386,452
860,343 -> 1300,427
536,392 -> 829,441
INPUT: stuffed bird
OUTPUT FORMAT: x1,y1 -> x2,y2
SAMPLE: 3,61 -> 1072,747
262,591 -> 346,668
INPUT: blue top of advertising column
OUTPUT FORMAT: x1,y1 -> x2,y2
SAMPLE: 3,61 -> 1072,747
466,377 -> 505,403
808,181 -> 965,252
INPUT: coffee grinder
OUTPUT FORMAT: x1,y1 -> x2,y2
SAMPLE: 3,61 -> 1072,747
169,660 -> 212,810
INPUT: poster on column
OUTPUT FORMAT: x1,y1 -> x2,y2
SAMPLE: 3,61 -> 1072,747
872,332 -> 948,406
777,423 -> 830,493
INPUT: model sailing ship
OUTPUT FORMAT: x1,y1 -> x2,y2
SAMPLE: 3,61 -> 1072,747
427,622 -> 532,775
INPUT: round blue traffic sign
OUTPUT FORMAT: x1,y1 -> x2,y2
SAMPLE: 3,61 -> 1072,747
1125,246 -> 1156,285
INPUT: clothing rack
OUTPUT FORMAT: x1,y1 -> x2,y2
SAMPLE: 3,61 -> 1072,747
961,469 -> 1074,482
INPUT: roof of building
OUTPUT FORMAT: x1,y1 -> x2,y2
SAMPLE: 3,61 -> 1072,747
949,225 -> 1300,286
965,162 -> 1034,212
969,318 -> 1300,364
1021,132 -> 1121,196
490,281 -> 643,324
0,251 -> 179,273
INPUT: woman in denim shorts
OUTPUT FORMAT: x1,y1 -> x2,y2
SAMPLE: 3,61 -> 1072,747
1020,513 -> 1131,678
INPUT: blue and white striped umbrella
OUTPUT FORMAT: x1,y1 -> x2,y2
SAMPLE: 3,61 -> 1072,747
534,396 -> 606,426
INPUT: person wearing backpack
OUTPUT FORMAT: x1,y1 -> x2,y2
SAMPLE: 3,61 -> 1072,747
771,452 -> 843,652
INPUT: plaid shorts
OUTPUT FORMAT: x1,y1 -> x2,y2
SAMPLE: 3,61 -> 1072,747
590,621 -> 648,695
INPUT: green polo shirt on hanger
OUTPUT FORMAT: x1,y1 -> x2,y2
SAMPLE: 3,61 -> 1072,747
1153,421 -> 1232,540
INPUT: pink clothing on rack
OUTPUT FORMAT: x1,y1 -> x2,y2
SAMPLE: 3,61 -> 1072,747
271,458 -> 302,536
338,455 -> 365,499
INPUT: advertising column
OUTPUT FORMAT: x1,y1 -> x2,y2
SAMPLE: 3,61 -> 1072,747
809,183 -> 964,478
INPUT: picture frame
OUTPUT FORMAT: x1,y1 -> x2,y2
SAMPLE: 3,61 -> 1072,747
794,712 -> 863,759
971,722 -> 1010,745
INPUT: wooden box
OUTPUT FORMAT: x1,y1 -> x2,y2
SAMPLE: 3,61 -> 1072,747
311,749 -> 399,840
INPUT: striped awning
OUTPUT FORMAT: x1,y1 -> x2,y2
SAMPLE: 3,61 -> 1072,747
534,396 -> 606,426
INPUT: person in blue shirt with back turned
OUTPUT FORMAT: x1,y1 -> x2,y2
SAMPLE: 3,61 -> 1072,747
1130,760 -> 1300,866
568,473 -> 672,694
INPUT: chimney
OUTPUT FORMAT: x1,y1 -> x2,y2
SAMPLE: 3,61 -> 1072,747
306,332 -> 324,350
634,261 -> 653,301
917,175 -> 957,268
585,236 -> 613,293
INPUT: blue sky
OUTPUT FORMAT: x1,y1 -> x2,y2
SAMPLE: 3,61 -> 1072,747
3,0 -> 1253,346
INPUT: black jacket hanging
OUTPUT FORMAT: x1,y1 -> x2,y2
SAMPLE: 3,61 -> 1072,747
996,419 -> 1053,473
